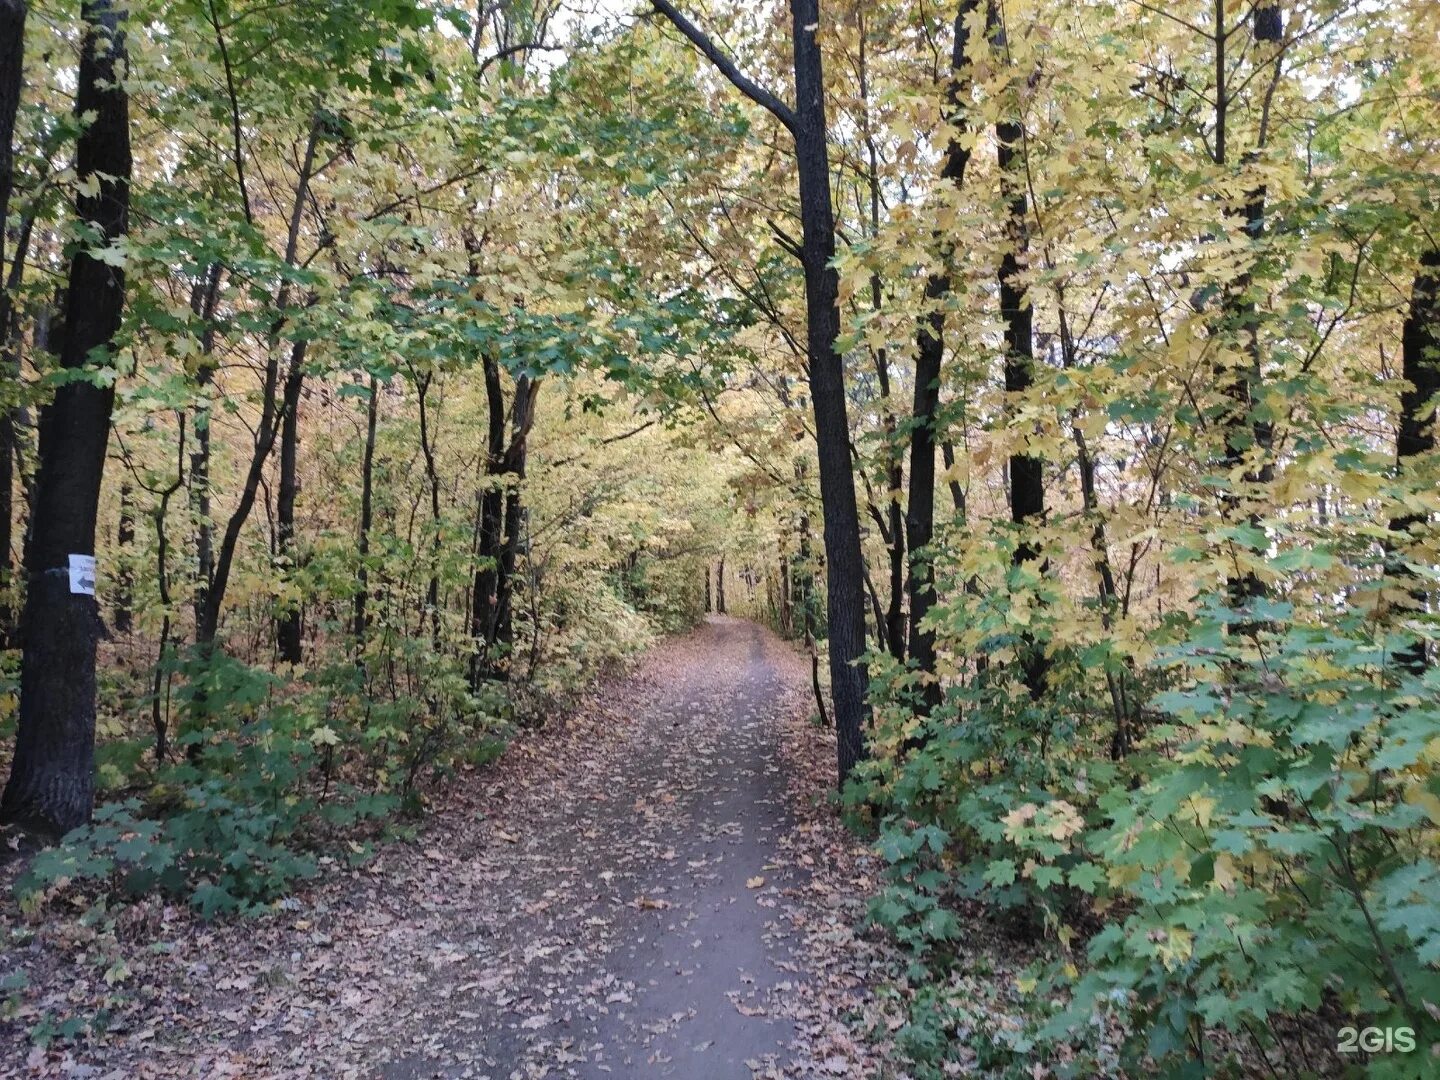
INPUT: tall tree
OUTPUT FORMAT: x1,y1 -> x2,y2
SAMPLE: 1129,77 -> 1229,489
1217,1 -> 1284,607
991,0 -> 1046,697
652,0 -> 871,782
0,0 -> 27,644
1,0 -> 131,834
905,0 -> 978,713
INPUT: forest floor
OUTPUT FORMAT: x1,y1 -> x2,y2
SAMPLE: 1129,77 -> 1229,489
2,617 -> 928,1078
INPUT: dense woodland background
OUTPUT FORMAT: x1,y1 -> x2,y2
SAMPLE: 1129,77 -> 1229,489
2,0 -> 1439,1074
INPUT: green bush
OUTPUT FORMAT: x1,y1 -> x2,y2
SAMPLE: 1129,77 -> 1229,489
861,553 -> 1440,1075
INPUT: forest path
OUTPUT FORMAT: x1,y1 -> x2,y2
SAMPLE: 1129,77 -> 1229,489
3,618 -> 894,1079
378,616 -> 871,1079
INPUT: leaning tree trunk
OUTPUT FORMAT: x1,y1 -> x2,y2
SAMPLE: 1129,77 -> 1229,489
1389,249 -> 1440,675
1,0 -> 130,836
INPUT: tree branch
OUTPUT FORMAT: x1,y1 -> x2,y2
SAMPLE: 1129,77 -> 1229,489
650,1 -> 798,135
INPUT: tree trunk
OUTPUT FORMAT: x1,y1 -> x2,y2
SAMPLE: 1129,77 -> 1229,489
274,359 -> 304,662
493,376 -> 537,663
2,0 -> 130,835
353,375 -> 379,642
114,479 -> 133,632
652,0 -> 870,784
857,13 -> 905,664
716,554 -> 727,614
790,0 -> 868,781
905,0 -> 978,714
188,264 -> 223,637
198,339 -> 303,649
416,370 -> 443,651
471,363 -> 537,684
0,0 -> 26,645
1218,2 -> 1282,609
992,2 -> 1046,698
1389,249 -> 1440,674
195,120 -> 319,653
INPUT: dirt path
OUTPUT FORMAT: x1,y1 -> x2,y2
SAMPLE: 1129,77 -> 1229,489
3,618 -> 897,1079
385,616 -> 819,1078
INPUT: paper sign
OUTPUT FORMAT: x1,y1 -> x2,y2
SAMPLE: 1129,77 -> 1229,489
68,554 -> 97,596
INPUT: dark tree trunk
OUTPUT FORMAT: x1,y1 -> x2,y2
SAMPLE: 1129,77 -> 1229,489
905,0 -> 977,714
415,370 -> 443,650
992,2 -> 1046,699
0,0 -> 23,249
1218,2 -> 1282,609
114,479 -> 133,632
470,354 -> 507,686
1389,249 -> 1440,674
716,554 -> 727,614
2,0 -> 130,835
275,359 -> 304,662
470,362 -> 537,684
353,375 -> 379,642
790,0 -> 868,781
0,0 -> 27,645
704,563 -> 712,613
198,338 -> 303,649
493,376 -> 537,663
652,0 -> 870,784
798,510 -> 828,728
188,264 -> 223,637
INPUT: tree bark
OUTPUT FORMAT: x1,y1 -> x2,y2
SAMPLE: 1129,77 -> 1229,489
494,376 -> 537,662
470,362 -> 537,683
2,0 -> 130,835
789,0 -> 869,781
1218,2 -> 1282,609
415,369 -> 443,650
1389,249 -> 1440,674
991,2 -> 1046,698
275,357 -> 304,662
188,263 -> 223,637
905,0 -> 978,714
0,0 -> 27,644
353,374 -> 379,642
470,354 -> 507,686
114,480 -> 133,632
195,119 -> 319,653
